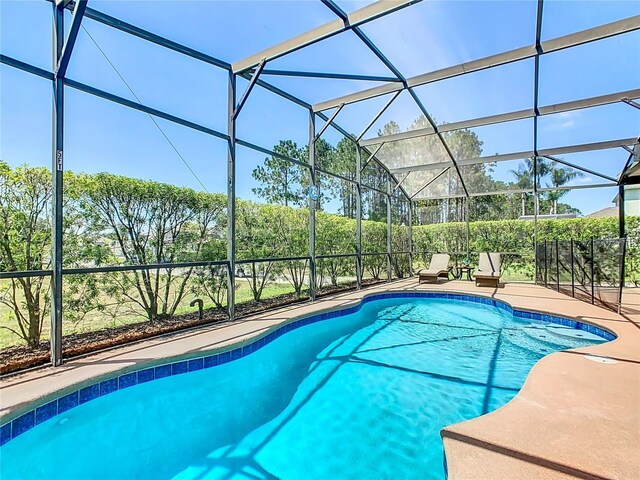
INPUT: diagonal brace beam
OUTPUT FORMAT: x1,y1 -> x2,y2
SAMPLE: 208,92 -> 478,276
393,171 -> 411,191
410,168 -> 450,199
314,103 -> 344,142
56,0 -> 88,78
617,152 -> 636,184
357,91 -> 401,142
622,98 -> 640,110
361,142 -> 386,171
543,155 -> 617,183
233,58 -> 266,120
261,69 -> 400,83
621,145 -> 635,154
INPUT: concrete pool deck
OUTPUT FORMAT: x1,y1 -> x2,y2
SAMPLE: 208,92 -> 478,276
1,280 -> 639,479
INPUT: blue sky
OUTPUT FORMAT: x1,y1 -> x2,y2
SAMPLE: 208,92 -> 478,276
1,0 -> 639,215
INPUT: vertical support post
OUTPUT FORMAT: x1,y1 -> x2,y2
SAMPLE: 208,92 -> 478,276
544,241 -> 548,287
590,237 -> 595,304
355,144 -> 362,289
618,238 -> 626,314
532,0 -> 543,280
533,162 -> 539,280
408,200 -> 413,275
308,110 -> 317,300
386,176 -> 392,281
50,3 -> 64,366
556,238 -> 560,291
465,196 -> 470,261
618,184 -> 626,239
618,185 -> 626,312
570,239 -> 575,298
227,72 -> 236,320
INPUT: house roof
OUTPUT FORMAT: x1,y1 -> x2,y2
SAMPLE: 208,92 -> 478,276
585,206 -> 619,218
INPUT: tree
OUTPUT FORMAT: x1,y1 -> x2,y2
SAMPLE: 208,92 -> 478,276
545,166 -> 584,214
316,212 -> 355,287
510,158 -> 584,216
510,157 -> 544,216
252,140 -> 305,207
235,200 -> 278,301
0,161 -> 52,347
0,162 -> 102,347
383,117 -> 484,225
192,238 -> 230,310
361,219 -> 387,279
334,138 -> 358,217
79,173 -> 226,320
441,127 -> 484,221
300,138 -> 337,211
267,205 -> 309,296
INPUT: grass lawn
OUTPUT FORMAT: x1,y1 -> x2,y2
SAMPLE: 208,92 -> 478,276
0,277 -> 300,349
0,265 -> 533,350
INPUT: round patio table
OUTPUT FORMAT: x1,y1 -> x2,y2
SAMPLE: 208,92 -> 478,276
456,265 -> 473,281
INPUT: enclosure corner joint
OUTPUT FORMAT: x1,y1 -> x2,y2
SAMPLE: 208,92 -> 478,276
232,58 -> 266,121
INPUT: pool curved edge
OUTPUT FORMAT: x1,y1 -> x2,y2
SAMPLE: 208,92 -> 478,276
0,290 -> 616,446
438,311 -> 635,480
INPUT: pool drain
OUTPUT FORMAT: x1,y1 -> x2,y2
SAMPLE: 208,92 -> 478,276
584,355 -> 618,364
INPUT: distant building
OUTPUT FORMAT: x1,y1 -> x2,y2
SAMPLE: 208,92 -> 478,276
623,184 -> 640,217
518,213 -> 577,221
585,193 -> 621,219
620,152 -> 639,216
585,207 -> 618,219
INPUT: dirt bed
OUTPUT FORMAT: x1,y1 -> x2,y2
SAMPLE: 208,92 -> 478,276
0,280 -> 387,375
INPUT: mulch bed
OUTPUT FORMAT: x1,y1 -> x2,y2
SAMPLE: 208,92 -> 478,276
0,279 -> 388,376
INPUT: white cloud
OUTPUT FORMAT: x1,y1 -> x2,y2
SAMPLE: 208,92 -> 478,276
575,176 -> 594,184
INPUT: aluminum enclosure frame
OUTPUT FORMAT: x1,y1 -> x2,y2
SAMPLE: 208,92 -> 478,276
0,0 -> 637,368
1,0 -> 413,367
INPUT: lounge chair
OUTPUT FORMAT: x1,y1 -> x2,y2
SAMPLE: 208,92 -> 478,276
418,254 -> 451,284
474,252 -> 501,287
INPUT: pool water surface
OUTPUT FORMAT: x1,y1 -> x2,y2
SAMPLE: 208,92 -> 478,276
0,295 -> 608,480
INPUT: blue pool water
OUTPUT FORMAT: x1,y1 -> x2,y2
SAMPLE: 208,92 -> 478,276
1,296 -> 608,480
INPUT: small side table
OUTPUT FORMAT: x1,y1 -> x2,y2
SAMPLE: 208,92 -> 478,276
456,265 -> 473,281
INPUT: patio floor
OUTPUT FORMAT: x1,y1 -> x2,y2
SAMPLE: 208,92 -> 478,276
1,280 -> 639,479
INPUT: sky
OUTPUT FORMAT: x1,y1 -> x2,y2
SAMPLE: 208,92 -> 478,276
1,0 -> 639,216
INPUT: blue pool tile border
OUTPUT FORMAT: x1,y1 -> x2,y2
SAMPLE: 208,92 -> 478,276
0,290 -> 616,446
79,384 -> 100,404
35,401 -> 57,425
99,378 -> 118,396
57,392 -> 79,414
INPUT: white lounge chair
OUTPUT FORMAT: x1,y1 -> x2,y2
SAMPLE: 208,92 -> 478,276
418,254 -> 451,284
474,252 -> 502,287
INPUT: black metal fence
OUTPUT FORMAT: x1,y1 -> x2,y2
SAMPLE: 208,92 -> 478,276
536,238 -> 626,312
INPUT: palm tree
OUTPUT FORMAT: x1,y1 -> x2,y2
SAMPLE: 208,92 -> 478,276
510,157 -> 583,215
510,157 -> 551,216
545,166 -> 584,214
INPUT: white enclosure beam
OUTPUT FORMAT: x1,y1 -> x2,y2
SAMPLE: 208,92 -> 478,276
413,182 -> 618,201
360,89 -> 640,147
313,15 -> 640,112
391,137 -> 639,174
538,138 -> 638,157
232,0 -> 420,74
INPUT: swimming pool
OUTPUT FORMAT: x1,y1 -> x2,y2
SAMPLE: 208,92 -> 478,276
0,293 -> 612,480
